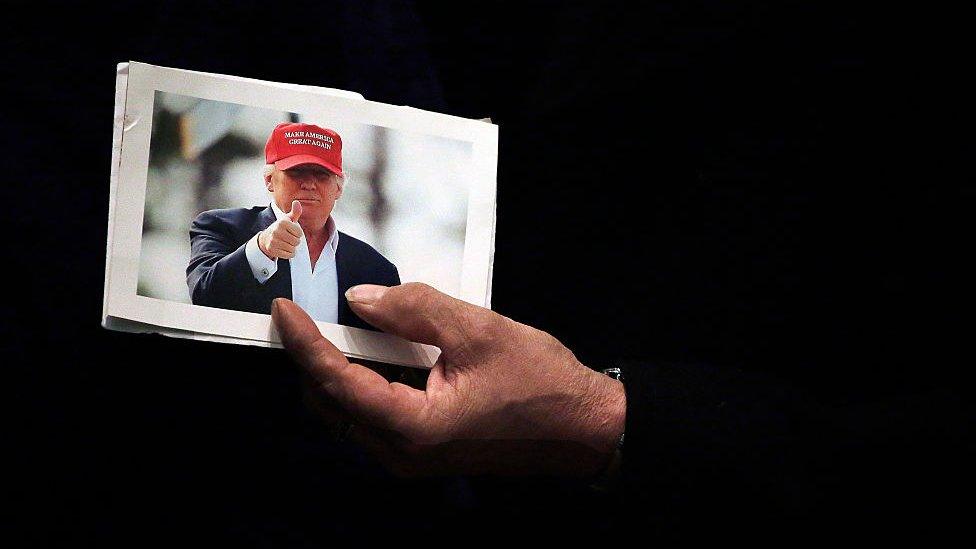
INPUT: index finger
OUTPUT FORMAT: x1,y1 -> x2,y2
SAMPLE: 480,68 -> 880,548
346,283 -> 513,361
271,298 -> 427,434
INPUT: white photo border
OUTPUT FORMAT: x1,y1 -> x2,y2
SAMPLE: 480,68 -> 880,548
103,62 -> 498,368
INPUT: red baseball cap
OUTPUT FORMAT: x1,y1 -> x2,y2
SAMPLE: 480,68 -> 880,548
265,122 -> 344,177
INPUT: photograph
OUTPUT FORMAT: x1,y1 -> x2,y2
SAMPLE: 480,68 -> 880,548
103,62 -> 498,367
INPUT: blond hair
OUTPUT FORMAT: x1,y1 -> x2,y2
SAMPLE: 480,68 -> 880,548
263,164 -> 344,191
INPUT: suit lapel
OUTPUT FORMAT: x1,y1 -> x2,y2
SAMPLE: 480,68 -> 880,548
253,205 -> 277,233
335,232 -> 353,326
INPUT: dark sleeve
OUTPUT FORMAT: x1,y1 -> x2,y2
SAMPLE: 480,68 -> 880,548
613,360 -> 965,540
186,211 -> 262,309
615,361 -> 802,532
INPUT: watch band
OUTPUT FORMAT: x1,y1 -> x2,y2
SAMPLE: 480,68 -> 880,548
601,367 -> 624,382
590,366 -> 626,491
600,367 -> 626,449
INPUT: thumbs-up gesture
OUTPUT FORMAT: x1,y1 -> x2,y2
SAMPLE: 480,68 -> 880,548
258,200 -> 303,260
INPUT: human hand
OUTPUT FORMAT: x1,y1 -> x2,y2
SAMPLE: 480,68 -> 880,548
271,283 -> 626,477
258,200 -> 303,260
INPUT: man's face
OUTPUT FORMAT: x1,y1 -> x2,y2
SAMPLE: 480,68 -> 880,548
266,164 -> 342,225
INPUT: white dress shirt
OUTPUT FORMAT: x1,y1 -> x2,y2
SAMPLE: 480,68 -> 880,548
244,202 -> 340,323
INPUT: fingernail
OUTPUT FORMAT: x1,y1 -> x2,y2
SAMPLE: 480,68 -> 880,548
346,284 -> 388,304
272,298 -> 283,315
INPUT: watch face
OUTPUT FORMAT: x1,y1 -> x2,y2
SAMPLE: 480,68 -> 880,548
600,367 -> 624,382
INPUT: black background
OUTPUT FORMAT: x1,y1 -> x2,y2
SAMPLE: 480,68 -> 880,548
4,1 -> 971,544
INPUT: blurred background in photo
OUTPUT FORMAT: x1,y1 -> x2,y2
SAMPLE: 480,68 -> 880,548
139,91 -> 472,303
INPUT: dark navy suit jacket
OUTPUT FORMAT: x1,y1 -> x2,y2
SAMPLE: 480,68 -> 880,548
186,205 -> 400,331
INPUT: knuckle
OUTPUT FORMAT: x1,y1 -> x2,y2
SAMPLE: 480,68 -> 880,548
406,281 -> 438,298
395,282 -> 439,311
459,309 -> 509,350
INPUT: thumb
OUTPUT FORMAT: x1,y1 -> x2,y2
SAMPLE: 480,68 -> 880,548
271,298 -> 427,432
287,199 -> 303,222
345,283 -> 511,359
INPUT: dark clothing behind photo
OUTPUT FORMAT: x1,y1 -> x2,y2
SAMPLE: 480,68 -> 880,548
3,0 -> 969,544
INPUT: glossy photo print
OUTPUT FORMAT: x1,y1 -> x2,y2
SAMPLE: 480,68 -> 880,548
103,62 -> 498,367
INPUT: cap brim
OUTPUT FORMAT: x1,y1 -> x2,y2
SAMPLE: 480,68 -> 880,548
274,155 -> 343,177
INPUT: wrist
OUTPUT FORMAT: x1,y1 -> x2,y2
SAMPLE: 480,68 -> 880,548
584,367 -> 626,490
580,367 -> 627,455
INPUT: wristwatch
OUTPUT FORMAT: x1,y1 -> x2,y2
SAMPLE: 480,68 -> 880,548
589,366 -> 625,491
600,367 -> 626,449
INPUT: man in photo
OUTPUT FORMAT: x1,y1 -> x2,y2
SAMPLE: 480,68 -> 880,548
187,122 -> 400,331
